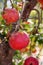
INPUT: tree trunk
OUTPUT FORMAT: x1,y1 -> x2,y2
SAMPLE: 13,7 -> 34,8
0,39 -> 14,65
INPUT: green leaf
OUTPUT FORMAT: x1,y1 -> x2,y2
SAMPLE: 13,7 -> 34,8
14,0 -> 22,2
18,61 -> 23,65
12,62 -> 15,65
38,36 -> 43,44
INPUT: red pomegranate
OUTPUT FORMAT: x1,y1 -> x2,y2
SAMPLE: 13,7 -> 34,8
2,8 -> 19,25
9,32 -> 30,50
40,5 -> 43,10
24,57 -> 39,65
38,0 -> 43,5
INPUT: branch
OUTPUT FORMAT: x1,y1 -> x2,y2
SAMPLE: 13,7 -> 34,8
0,38 -> 14,65
10,0 -> 14,8
21,0 -> 37,21
30,9 -> 41,35
3,0 -> 7,13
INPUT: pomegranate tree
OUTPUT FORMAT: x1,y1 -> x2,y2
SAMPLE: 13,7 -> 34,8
0,0 -> 43,65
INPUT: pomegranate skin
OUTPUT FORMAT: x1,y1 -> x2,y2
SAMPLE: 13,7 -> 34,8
37,0 -> 43,9
38,0 -> 43,5
9,32 -> 30,50
24,57 -> 39,65
2,8 -> 19,25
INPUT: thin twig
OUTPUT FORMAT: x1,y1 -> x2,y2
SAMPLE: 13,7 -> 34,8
21,0 -> 37,21
3,0 -> 7,13
10,0 -> 14,8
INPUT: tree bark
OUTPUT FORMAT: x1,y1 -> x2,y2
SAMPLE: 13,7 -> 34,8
0,38 -> 14,65
21,0 -> 37,21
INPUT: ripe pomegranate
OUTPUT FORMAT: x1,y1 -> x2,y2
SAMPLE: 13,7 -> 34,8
38,0 -> 43,5
2,8 -> 19,25
24,57 -> 39,65
9,32 -> 30,50
38,0 -> 43,9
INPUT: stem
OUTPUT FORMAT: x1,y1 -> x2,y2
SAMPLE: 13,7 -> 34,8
3,0 -> 7,13
33,9 -> 40,29
10,0 -> 14,8
37,45 -> 43,58
41,9 -> 43,23
29,42 -> 32,56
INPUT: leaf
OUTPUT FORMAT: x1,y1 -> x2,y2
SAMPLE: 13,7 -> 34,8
13,4 -> 17,9
12,62 -> 15,65
0,15 -> 3,21
14,0 -> 22,2
1,19 -> 5,25
38,36 -> 43,44
30,10 -> 38,18
18,61 -> 23,65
